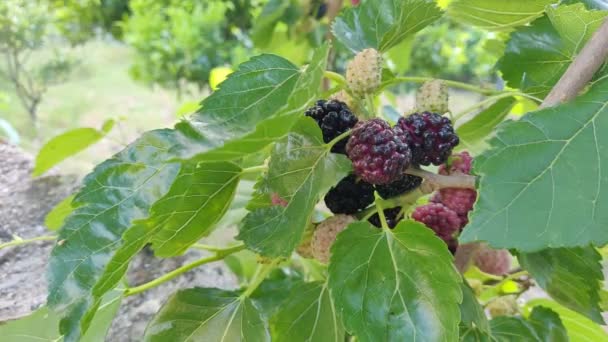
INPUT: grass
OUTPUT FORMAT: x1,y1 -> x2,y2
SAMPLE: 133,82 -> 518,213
0,39 -> 204,175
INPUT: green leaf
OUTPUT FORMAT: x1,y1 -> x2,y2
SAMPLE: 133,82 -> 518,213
332,0 -> 442,52
94,161 -> 241,298
460,78 -> 608,251
457,97 -> 517,155
498,4 -> 608,98
224,249 -> 259,284
188,54 -> 300,151
47,129 -> 182,342
176,44 -> 330,163
460,282 -> 491,335
328,220 -> 462,341
45,195 -> 75,231
80,290 -> 122,342
1,307 -> 61,342
250,269 -> 305,319
490,306 -> 568,341
237,118 -> 351,257
1,290 -> 121,342
270,281 -> 344,342
149,162 -> 241,256
447,0 -> 555,31
518,247 -> 604,323
144,288 -> 269,342
526,299 -> 608,342
33,121 -> 115,176
251,0 -> 289,48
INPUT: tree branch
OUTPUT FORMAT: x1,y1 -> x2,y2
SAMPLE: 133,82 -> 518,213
540,18 -> 608,108
405,168 -> 476,193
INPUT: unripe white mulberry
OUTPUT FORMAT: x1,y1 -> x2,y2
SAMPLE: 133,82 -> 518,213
486,296 -> 519,318
312,214 -> 355,263
346,48 -> 382,96
416,79 -> 449,114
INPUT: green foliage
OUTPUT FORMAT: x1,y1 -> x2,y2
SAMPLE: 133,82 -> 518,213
270,281 -> 344,341
123,0 -> 247,89
526,299 -> 608,341
51,0 -> 130,43
518,247 -> 604,322
45,195 -> 75,231
144,288 -> 269,341
461,78 -> 608,250
408,19 -> 501,82
47,130 -> 183,341
457,97 -> 517,154
332,0 -> 442,52
237,118 -> 351,257
33,119 -> 115,176
490,306 -> 568,341
498,4 -> 608,97
0,290 -> 121,342
35,1 -> 608,341
328,220 -> 462,341
447,0 -> 556,31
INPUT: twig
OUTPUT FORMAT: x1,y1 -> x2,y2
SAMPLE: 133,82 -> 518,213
405,168 -> 476,192
124,243 -> 246,296
0,235 -> 57,250
540,18 -> 608,108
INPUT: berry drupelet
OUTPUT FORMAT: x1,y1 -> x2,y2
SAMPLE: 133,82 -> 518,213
397,112 -> 459,166
412,202 -> 462,253
346,118 -> 412,185
305,99 -> 358,154
375,174 -> 422,199
324,174 -> 375,214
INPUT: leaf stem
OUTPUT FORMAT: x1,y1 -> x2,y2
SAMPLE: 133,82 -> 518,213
381,76 -> 499,95
241,165 -> 268,175
374,192 -> 390,230
364,94 -> 377,119
324,70 -> 347,86
241,259 -> 281,298
0,235 -> 56,250
124,243 -> 246,297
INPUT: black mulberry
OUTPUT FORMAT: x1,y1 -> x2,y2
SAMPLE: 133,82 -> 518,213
397,112 -> 459,166
305,99 -> 358,154
324,174 -> 374,214
375,174 -> 422,199
346,118 -> 411,185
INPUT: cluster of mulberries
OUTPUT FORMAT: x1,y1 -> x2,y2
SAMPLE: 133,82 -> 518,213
297,53 -> 470,263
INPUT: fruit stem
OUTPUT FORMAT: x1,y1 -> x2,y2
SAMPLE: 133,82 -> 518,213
374,192 -> 390,230
405,168 -> 476,192
241,165 -> 268,174
241,259 -> 281,298
123,243 -> 246,297
326,129 -> 352,149
357,188 -> 425,221
381,76 -> 499,95
364,94 -> 377,119
324,70 -> 347,86
0,235 -> 56,250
